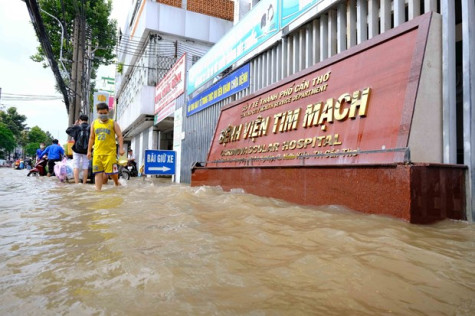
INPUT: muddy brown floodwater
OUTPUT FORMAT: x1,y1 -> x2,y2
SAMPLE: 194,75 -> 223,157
0,167 -> 474,315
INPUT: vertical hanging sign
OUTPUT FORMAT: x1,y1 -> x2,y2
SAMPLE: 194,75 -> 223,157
154,54 -> 186,124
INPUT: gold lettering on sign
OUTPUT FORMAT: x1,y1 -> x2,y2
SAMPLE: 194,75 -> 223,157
219,83 -> 372,163
349,88 -> 371,119
281,134 -> 342,151
272,109 -> 301,133
334,93 -> 351,120
312,71 -> 331,86
219,124 -> 243,145
260,94 -> 278,105
243,116 -> 270,142
302,88 -> 371,129
318,98 -> 334,127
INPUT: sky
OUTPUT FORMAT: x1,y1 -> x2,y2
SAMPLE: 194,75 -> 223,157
0,0 -> 129,145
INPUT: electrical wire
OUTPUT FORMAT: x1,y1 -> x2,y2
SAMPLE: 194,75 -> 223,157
1,93 -> 63,101
114,43 -> 176,57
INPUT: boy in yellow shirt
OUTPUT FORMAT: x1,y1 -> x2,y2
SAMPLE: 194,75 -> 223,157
87,102 -> 125,191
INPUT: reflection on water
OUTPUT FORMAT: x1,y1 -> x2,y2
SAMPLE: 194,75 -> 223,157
0,168 -> 474,315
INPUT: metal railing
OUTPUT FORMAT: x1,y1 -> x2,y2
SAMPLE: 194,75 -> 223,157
192,147 -> 411,169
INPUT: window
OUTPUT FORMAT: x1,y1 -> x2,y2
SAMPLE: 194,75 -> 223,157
192,55 -> 201,65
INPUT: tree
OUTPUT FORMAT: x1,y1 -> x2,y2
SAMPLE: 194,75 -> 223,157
25,142 -> 40,158
0,107 -> 27,139
31,0 -> 117,83
0,123 -> 16,159
0,109 -> 54,159
27,126 -> 53,145
23,126 -> 54,157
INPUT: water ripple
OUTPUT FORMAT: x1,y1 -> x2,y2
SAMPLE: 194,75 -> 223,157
0,168 -> 474,315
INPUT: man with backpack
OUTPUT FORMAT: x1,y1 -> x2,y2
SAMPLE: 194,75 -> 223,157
66,114 -> 90,184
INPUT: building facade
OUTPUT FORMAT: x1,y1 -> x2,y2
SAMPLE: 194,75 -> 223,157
115,0 -> 234,175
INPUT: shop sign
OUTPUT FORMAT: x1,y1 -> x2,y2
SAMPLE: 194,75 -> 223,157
154,54 -> 186,122
187,0 -> 278,95
144,150 -> 176,175
187,63 -> 250,116
93,91 -> 114,110
281,0 -> 325,28
154,100 -> 176,125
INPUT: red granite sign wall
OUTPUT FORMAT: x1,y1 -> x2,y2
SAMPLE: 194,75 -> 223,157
206,27 -> 420,167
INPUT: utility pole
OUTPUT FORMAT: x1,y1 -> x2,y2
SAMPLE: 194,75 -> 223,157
69,17 -> 79,126
69,16 -> 86,126
84,30 -> 93,117
75,18 -> 85,122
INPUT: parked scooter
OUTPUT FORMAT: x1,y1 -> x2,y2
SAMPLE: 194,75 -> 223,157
118,159 -> 138,180
127,160 -> 139,177
14,159 -> 24,170
27,158 -> 48,176
118,158 -> 130,180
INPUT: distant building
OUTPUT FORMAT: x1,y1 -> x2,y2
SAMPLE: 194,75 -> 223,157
114,0 -> 234,177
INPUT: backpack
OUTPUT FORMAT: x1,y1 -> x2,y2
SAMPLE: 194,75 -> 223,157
73,124 -> 90,154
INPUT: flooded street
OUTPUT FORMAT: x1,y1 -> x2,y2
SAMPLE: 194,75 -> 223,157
0,168 -> 474,315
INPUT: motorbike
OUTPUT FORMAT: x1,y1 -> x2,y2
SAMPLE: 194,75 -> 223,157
27,158 -> 48,176
118,160 -> 138,180
14,159 -> 24,170
127,161 -> 139,177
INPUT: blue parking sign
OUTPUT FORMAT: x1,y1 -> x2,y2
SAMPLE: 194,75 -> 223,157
144,150 -> 176,175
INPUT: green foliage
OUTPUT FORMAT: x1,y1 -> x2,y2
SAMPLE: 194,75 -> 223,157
24,126 -> 54,157
0,107 -> 27,139
32,0 -> 117,78
25,142 -> 40,157
0,108 -> 54,159
45,131 -> 54,145
19,130 -> 29,147
28,126 -> 52,144
0,122 -> 16,158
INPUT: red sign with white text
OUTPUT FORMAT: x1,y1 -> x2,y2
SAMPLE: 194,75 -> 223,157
154,54 -> 186,118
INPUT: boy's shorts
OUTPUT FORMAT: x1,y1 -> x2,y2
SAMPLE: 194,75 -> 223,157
92,154 -> 118,175
72,152 -> 89,170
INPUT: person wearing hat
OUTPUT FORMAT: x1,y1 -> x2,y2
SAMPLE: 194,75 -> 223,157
127,148 -> 137,171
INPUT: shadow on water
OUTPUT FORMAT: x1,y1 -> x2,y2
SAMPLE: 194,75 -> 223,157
0,168 -> 474,315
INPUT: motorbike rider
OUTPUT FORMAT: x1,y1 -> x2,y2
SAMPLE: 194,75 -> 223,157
36,143 -> 45,163
38,139 -> 64,177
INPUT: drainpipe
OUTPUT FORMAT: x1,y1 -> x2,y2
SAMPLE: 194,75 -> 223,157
441,0 -> 456,164
462,0 -> 475,222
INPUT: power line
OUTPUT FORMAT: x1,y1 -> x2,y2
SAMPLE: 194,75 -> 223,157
1,92 -> 63,101
2,93 -> 63,97
2,97 -> 63,101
